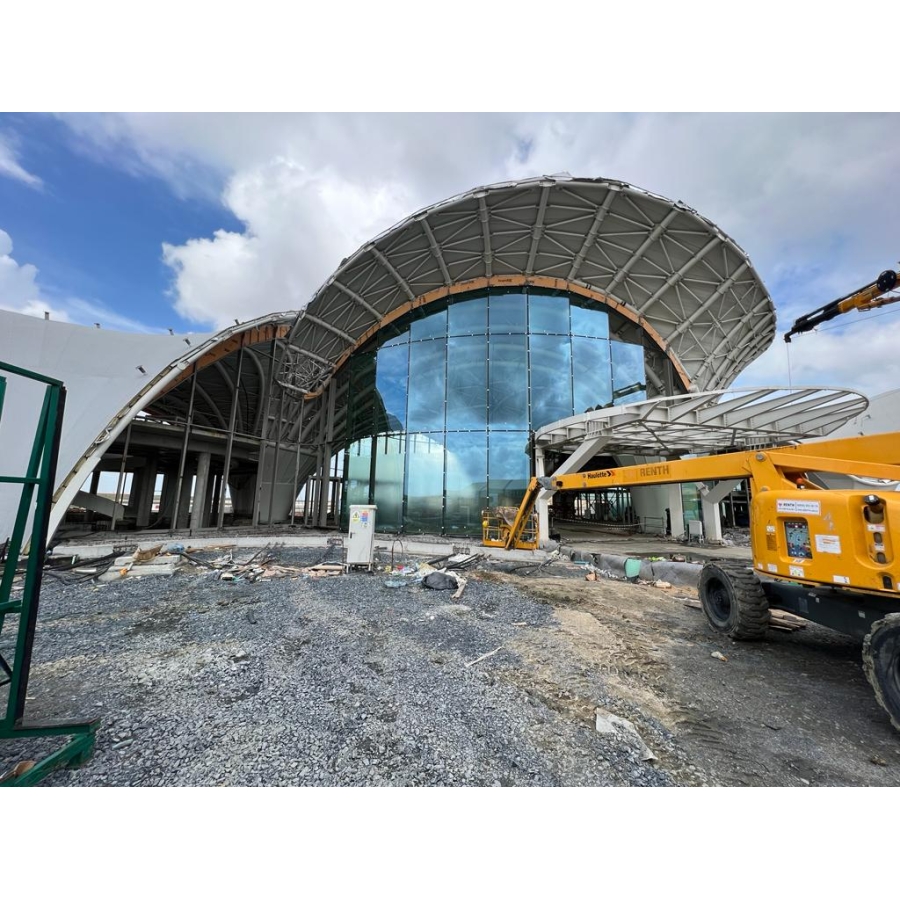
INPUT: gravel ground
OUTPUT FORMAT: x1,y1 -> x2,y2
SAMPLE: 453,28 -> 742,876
1,546 -> 672,786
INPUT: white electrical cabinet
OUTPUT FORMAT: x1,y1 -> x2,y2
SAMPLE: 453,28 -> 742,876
346,504 -> 377,570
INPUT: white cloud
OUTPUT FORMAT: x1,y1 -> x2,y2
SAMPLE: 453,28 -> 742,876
735,310 -> 900,397
51,112 -> 900,392
0,228 -> 157,331
0,134 -> 42,188
162,157 -> 416,328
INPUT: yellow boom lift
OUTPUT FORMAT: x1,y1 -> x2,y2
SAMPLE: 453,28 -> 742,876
784,267 -> 898,342
486,431 -> 900,731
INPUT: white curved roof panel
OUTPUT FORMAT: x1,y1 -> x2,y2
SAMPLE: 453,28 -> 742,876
287,175 -> 776,394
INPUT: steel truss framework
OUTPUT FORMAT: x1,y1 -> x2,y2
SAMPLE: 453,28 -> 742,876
285,176 -> 778,517
532,388 -> 870,460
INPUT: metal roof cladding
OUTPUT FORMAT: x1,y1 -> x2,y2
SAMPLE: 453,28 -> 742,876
286,175 -> 776,396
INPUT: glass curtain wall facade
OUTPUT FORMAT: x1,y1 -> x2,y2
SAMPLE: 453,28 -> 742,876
342,287 -> 663,536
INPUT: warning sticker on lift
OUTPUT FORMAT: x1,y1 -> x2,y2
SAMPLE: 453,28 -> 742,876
789,565 -> 805,578
833,574 -> 851,585
776,499 -> 821,515
814,533 -> 842,554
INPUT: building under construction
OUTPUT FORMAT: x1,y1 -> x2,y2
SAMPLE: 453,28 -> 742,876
0,175 -> 870,549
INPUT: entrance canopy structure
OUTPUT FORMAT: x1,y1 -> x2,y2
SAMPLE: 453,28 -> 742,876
530,387 -> 869,544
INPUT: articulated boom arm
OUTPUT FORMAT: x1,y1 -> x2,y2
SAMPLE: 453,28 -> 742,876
503,431 -> 900,550
784,267 -> 899,342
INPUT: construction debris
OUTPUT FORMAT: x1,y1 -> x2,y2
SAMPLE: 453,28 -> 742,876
465,646 -> 502,668
682,598 -> 809,632
301,564 -> 343,578
175,545 -> 311,583
422,571 -> 461,591
769,610 -> 809,632
711,651 -> 728,662
595,711 -> 657,762
134,545 -> 162,562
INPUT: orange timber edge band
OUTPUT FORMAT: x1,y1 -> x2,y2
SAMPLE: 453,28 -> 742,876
164,323 -> 292,393
302,275 -> 692,400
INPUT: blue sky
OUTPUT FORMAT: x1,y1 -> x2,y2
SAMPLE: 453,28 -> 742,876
2,112 -> 899,394
0,114 -> 239,332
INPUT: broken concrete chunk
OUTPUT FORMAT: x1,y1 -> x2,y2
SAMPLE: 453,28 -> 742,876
595,710 -> 657,762
711,651 -> 728,662
134,544 -> 162,562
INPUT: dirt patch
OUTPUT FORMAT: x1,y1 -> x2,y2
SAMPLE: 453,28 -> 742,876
493,572 -> 900,786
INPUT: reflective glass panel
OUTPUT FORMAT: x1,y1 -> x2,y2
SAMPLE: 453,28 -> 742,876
404,433 -> 445,532
407,340 -> 446,432
448,296 -> 488,336
445,431 -> 487,534
488,292 -> 527,333
611,340 -> 647,405
528,293 -> 570,334
379,322 -> 409,348
529,333 -> 573,428
570,300 -> 610,339
346,353 -> 376,442
346,439 -> 372,507
375,343 -> 409,432
372,432 -> 405,531
447,336 -> 487,429
488,431 -> 530,508
488,334 -> 528,429
572,337 -> 612,413
410,306 -> 447,342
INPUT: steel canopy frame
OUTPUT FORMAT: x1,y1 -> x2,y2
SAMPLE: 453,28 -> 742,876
532,387 -> 870,460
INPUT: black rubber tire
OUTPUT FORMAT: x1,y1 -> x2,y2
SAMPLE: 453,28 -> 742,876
863,612 -> 900,733
699,560 -> 770,641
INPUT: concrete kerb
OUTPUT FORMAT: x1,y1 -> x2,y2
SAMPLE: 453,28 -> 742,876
52,532 -> 704,587
52,533 -> 546,566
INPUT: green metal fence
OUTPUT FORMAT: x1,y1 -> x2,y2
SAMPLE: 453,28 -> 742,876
0,360 -> 98,787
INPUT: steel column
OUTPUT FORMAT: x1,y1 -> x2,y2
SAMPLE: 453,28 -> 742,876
170,362 -> 198,533
217,342 -> 244,529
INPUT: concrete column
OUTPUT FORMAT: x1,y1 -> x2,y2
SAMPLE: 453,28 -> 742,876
125,467 -> 144,518
701,497 -> 724,543
135,456 -> 159,528
202,462 -> 217,526
177,463 -> 195,530
630,484 -> 669,535
157,467 -> 177,526
666,483 -> 685,539
87,468 -> 102,524
191,452 -> 212,530
210,471 -> 221,525
534,447 -> 553,546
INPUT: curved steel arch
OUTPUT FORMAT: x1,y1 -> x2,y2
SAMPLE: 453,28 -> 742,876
285,175 -> 776,397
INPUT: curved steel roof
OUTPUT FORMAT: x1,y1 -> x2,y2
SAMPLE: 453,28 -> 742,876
286,175 -> 776,395
0,309 -> 296,541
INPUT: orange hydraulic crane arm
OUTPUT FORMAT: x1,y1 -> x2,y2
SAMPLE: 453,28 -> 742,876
503,431 -> 900,550
784,267 -> 899,342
